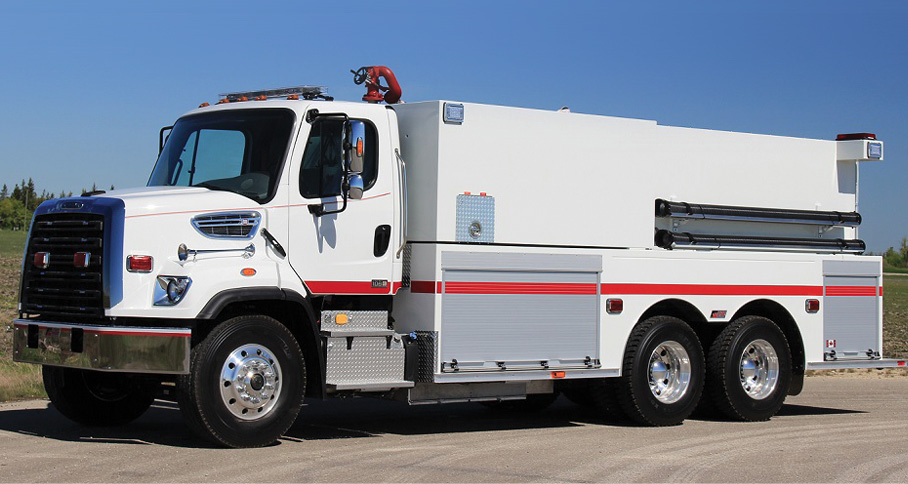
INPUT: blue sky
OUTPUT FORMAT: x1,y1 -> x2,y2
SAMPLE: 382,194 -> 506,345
1,1 -> 906,252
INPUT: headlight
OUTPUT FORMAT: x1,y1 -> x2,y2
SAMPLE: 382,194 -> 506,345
154,276 -> 192,306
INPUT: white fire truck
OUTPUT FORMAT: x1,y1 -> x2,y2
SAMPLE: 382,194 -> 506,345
13,67 -> 905,447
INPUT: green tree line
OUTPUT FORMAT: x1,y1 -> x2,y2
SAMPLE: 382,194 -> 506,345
0,178 -> 114,230
883,238 -> 908,271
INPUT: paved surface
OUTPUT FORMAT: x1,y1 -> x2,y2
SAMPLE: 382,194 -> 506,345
0,376 -> 906,483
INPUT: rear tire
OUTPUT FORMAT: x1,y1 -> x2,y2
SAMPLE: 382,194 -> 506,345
705,316 -> 791,421
178,315 -> 305,448
43,366 -> 156,426
614,316 -> 704,426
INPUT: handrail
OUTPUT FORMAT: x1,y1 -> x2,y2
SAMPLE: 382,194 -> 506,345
395,149 -> 408,259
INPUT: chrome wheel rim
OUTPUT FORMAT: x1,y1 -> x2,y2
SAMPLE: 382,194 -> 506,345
739,339 -> 779,400
648,341 -> 692,404
220,344 -> 282,420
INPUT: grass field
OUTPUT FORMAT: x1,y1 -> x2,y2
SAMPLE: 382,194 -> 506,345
0,230 -> 905,401
0,230 -> 44,401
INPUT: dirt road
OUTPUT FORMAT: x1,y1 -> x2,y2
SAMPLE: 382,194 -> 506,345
0,376 -> 906,482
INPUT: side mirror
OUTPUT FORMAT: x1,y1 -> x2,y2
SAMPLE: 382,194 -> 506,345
345,120 -> 366,174
347,174 -> 364,200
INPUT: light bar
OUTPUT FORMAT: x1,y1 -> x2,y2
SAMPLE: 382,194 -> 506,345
219,85 -> 330,102
836,133 -> 876,141
655,199 -> 861,227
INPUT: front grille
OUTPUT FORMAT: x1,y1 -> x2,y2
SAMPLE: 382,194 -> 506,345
21,213 -> 105,319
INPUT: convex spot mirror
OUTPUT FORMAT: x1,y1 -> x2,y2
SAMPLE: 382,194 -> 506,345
344,120 -> 366,200
347,174 -> 364,200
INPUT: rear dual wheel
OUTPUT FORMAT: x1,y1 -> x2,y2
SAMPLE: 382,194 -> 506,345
612,316 -> 705,426
704,316 -> 791,421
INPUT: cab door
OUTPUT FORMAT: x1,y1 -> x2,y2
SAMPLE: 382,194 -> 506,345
287,108 -> 397,295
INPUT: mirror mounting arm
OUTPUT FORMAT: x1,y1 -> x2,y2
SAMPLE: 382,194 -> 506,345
308,182 -> 349,217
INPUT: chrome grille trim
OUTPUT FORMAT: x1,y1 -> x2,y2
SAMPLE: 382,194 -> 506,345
191,211 -> 261,239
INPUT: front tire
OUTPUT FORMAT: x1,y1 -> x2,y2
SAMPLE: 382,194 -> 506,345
178,315 -> 305,448
43,366 -> 156,426
614,316 -> 705,426
705,316 -> 791,421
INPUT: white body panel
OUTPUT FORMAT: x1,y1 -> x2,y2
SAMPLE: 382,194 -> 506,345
393,101 -> 861,249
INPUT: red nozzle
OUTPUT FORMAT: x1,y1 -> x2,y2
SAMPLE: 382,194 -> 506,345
353,66 -> 402,104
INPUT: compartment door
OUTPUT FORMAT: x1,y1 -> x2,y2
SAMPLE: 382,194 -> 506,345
439,252 -> 601,372
822,261 -> 882,360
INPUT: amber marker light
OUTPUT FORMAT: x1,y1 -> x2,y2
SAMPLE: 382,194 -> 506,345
335,313 -> 349,325
241,268 -> 256,277
551,371 -> 566,379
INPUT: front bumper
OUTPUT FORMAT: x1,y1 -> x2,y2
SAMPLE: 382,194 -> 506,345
12,320 -> 190,374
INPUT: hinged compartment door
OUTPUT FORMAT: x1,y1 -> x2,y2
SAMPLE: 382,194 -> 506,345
822,260 -> 882,360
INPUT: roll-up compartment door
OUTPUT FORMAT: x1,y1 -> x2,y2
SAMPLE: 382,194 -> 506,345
439,252 -> 601,372
822,260 -> 881,360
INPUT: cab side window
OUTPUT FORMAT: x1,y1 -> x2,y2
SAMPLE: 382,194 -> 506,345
300,118 -> 377,198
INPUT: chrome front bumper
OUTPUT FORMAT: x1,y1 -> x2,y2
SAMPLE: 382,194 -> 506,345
12,320 -> 191,374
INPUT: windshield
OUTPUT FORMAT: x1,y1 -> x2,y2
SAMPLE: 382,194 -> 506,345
148,109 -> 295,203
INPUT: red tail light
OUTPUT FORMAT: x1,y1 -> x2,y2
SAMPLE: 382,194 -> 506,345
73,252 -> 91,268
33,252 -> 50,269
806,299 -> 820,313
126,255 -> 153,273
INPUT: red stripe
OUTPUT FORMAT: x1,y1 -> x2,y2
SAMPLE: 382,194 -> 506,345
825,286 -> 878,297
601,283 -> 823,296
880,287 -> 884,296
408,281 -> 824,296
411,280 -> 441,294
85,330 -> 191,337
444,282 -> 597,295
305,280 -> 394,295
14,323 -> 188,337
125,192 -> 392,219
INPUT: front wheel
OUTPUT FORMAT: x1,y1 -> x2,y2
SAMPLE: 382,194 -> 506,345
705,316 -> 791,421
614,316 -> 705,426
43,366 -> 156,426
178,315 -> 306,448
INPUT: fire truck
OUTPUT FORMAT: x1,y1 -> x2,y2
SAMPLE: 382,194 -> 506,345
12,67 -> 905,447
